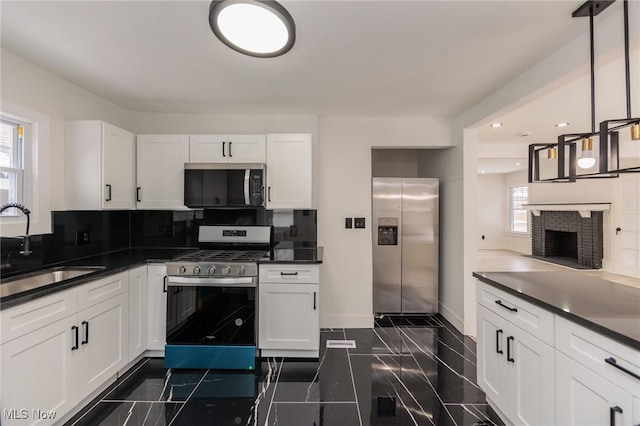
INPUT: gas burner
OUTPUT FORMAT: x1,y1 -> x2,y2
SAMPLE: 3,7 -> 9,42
176,250 -> 267,263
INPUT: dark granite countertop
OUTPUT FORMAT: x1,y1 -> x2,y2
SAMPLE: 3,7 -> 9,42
0,248 -> 195,310
260,244 -> 323,264
473,271 -> 640,350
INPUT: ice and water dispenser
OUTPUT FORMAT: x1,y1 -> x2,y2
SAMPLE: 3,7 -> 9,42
377,217 -> 398,246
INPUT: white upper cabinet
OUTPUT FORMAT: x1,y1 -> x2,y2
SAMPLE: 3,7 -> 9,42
65,121 -> 135,210
266,134 -> 314,210
136,134 -> 190,210
189,134 -> 266,163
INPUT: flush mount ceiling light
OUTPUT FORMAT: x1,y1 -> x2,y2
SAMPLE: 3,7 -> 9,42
209,0 -> 296,58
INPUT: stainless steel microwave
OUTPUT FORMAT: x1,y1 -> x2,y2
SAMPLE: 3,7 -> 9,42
184,163 -> 264,208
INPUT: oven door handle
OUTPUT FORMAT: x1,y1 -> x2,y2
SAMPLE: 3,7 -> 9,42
167,276 -> 256,287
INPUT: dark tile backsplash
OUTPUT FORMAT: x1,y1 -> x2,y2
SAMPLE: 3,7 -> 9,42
1,208 -> 317,277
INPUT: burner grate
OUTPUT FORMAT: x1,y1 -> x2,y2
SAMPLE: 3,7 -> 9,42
177,250 -> 267,262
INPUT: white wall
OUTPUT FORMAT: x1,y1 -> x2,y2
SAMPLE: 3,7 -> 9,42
477,174 -> 505,250
371,149 -> 419,178
0,49 -> 132,232
317,117 -> 453,328
416,145 -> 464,330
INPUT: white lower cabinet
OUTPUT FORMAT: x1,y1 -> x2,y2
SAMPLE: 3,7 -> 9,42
258,264 -> 320,357
146,264 -> 167,352
555,351 -> 635,426
128,266 -> 148,361
77,292 -> 128,397
0,315 -> 78,426
477,305 -> 555,425
0,271 -> 132,425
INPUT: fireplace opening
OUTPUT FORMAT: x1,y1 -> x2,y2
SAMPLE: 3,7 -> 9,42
545,230 -> 578,260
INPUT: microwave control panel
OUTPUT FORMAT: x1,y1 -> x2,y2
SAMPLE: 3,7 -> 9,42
249,170 -> 264,205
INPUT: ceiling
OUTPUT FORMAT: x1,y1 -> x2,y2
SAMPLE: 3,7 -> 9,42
1,0 -> 593,117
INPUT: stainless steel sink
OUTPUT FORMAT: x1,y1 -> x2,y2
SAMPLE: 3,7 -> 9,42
1,266 -> 105,298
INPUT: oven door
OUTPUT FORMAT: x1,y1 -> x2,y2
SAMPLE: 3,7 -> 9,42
164,276 -> 257,370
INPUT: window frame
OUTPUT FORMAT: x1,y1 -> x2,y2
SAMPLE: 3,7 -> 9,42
0,117 -> 27,216
508,184 -> 529,234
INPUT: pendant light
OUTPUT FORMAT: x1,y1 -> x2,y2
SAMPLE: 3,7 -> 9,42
577,137 -> 596,168
598,0 -> 640,175
209,0 -> 296,58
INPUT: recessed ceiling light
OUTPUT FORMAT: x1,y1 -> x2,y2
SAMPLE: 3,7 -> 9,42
209,0 -> 295,58
519,131 -> 531,137
481,170 -> 487,173
515,162 -> 521,166
490,123 -> 503,128
555,122 -> 570,127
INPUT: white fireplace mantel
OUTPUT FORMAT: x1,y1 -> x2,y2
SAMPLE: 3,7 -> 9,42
524,203 -> 611,218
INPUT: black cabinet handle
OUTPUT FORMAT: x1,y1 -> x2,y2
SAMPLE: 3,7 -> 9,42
281,272 -> 299,276
496,329 -> 504,354
105,184 -> 112,202
495,300 -> 518,313
229,141 -> 232,157
268,186 -> 271,202
163,275 -> 168,293
605,357 -> 640,380
136,187 -> 141,202
71,326 -> 79,350
610,406 -> 623,426
507,336 -> 515,362
81,320 -> 89,345
222,141 -> 226,157
313,292 -> 317,310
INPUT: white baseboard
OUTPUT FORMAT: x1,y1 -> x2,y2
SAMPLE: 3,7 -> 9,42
320,313 -> 374,329
438,302 -> 464,333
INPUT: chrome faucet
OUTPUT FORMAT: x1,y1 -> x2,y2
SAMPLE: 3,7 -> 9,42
0,203 -> 32,255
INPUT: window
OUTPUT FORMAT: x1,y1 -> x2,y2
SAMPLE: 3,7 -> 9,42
509,185 -> 529,233
0,117 -> 26,216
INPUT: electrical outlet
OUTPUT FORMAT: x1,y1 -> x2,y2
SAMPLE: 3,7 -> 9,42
354,217 -> 366,229
76,230 -> 90,245
345,218 -> 353,229
482,235 -> 485,240
289,225 -> 298,237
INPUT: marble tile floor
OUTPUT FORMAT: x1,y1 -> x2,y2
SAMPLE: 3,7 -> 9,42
65,315 -> 503,426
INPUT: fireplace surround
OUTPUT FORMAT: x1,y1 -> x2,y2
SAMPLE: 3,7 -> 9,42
531,210 -> 603,269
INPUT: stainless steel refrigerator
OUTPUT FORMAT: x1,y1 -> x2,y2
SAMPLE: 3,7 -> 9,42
372,178 -> 439,314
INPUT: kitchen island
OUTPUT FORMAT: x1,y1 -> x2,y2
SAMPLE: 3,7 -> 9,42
473,271 -> 640,426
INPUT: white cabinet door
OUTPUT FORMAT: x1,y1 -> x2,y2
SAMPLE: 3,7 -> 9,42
102,122 -> 135,209
227,134 -> 266,163
508,324 -> 555,426
258,282 -> 319,351
556,351 -> 634,426
77,293 -> 128,397
128,266 -> 148,362
189,135 -> 226,162
477,305 -> 510,413
266,134 -> 313,209
0,315 -> 78,426
147,265 -> 167,352
65,120 -> 135,210
136,135 -> 189,209
190,134 -> 265,163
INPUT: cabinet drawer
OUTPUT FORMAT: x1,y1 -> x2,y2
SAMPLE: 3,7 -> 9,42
1,288 -> 77,344
77,271 -> 129,311
555,316 -> 640,396
259,265 -> 319,284
477,281 -> 554,346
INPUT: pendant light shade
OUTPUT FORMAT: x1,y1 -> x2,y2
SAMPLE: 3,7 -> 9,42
209,0 -> 296,58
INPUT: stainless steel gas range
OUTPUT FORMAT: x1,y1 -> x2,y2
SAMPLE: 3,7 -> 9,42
164,225 -> 272,370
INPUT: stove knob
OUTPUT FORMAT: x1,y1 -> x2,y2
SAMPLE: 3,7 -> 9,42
208,266 -> 216,275
238,266 -> 246,275
179,266 -> 186,274
193,266 -> 201,275
222,266 -> 231,275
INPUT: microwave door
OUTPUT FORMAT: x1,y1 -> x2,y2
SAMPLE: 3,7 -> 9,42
202,170 -> 227,206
